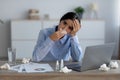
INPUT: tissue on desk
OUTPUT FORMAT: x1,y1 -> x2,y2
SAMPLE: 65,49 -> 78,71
109,61 -> 119,69
0,63 -> 11,70
99,64 -> 110,72
60,66 -> 72,73
22,58 -> 30,64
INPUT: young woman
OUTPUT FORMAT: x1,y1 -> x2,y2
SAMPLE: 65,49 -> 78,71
32,12 -> 83,62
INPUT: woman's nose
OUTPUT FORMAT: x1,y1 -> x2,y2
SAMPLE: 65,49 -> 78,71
63,26 -> 68,30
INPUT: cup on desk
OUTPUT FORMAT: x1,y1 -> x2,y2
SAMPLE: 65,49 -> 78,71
7,48 -> 16,65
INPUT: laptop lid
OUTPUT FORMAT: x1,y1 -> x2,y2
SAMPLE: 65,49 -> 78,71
66,43 -> 115,72
80,43 -> 115,71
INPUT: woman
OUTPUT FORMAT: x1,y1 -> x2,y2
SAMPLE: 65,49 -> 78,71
32,12 -> 83,62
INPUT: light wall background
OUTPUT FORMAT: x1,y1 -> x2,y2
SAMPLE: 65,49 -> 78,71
0,0 -> 119,59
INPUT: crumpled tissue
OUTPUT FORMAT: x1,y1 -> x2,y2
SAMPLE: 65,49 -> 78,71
109,61 -> 119,69
99,64 -> 110,72
0,63 -> 11,70
22,58 -> 30,64
60,66 -> 72,73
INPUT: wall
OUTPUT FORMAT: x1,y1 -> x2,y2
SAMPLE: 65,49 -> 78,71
0,0 -> 119,59
112,0 -> 119,59
115,0 -> 120,59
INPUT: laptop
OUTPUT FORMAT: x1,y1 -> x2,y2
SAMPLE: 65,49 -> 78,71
66,43 -> 115,72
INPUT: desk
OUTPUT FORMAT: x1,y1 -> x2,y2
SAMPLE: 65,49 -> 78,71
0,60 -> 120,80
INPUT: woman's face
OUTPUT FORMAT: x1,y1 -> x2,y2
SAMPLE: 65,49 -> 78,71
58,19 -> 74,34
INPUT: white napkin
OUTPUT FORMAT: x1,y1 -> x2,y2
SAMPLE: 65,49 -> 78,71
61,30 -> 67,34
60,66 -> 72,73
99,64 -> 110,72
22,58 -> 30,64
0,63 -> 11,70
109,61 -> 119,69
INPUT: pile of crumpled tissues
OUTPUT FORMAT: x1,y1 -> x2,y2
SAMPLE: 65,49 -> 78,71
60,66 -> 72,73
0,63 -> 11,70
22,58 -> 30,64
99,64 -> 110,71
99,61 -> 119,72
0,58 -> 30,70
109,61 -> 119,69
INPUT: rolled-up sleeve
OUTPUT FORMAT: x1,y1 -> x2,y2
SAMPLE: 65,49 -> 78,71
32,30 -> 54,62
70,36 -> 83,62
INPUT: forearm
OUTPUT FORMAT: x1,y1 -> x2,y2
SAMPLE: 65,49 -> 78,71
70,36 -> 83,62
32,37 -> 54,62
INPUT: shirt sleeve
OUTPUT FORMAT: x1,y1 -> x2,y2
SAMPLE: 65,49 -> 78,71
32,30 -> 54,62
70,35 -> 83,62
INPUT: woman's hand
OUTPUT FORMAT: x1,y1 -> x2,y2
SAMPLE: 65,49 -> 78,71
50,29 -> 67,41
70,20 -> 81,36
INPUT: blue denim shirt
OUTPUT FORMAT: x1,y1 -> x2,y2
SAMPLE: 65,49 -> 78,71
32,26 -> 83,62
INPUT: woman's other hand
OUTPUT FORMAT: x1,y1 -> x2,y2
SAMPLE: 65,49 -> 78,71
70,19 -> 81,36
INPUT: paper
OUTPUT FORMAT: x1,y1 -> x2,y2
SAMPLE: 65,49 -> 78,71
24,63 -> 54,73
10,62 -> 54,73
10,64 -> 23,72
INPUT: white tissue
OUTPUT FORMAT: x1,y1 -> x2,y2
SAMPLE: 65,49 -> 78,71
22,58 -> 30,64
60,66 -> 72,73
99,64 -> 110,72
109,61 -> 119,69
0,63 -> 11,70
61,30 -> 67,34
